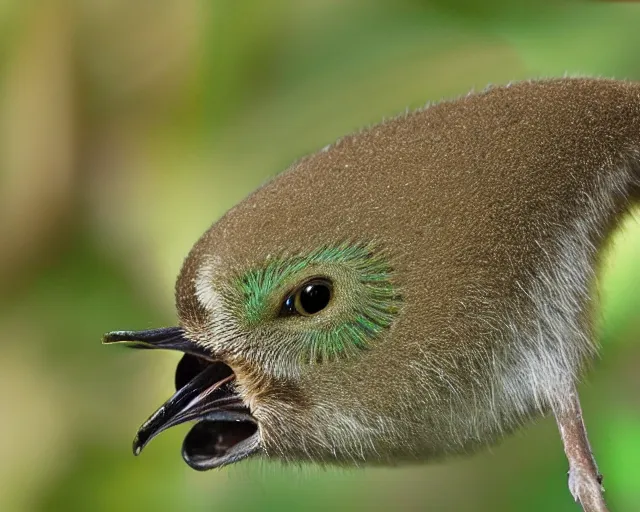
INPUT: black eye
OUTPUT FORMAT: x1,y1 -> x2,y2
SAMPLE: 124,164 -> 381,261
281,278 -> 333,317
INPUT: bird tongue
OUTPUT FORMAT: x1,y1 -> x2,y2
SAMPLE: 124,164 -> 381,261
103,327 -> 260,470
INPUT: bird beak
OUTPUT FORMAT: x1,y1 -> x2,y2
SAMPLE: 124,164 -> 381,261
103,327 -> 260,470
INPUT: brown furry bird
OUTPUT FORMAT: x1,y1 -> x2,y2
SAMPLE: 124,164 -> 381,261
104,78 -> 640,512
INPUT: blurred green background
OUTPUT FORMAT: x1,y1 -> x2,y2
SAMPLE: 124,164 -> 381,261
1,1 -> 639,511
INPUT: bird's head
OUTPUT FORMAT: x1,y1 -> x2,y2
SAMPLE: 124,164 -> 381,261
103,133 -> 437,471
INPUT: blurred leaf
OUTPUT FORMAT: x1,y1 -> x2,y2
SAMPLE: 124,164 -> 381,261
600,412 -> 640,511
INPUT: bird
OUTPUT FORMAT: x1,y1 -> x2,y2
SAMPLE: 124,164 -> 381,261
104,77 -> 640,512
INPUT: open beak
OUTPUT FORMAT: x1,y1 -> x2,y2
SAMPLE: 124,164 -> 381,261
103,327 -> 260,470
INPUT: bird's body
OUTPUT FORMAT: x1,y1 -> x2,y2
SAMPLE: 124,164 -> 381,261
106,78 -> 640,510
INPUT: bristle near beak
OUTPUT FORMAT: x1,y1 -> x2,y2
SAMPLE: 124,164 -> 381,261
104,327 -> 261,470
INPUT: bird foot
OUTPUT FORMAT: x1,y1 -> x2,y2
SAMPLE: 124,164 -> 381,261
554,385 -> 609,512
567,464 -> 607,512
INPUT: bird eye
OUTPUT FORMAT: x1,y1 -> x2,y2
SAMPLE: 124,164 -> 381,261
281,278 -> 333,317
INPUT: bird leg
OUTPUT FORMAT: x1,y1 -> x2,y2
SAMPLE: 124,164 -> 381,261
554,385 -> 608,512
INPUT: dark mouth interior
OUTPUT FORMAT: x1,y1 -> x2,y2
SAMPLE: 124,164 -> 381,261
172,354 -> 259,469
175,353 -> 233,391
183,420 -> 259,470
105,327 -> 260,469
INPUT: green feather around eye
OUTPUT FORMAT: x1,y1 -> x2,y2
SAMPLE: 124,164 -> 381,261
228,242 -> 402,363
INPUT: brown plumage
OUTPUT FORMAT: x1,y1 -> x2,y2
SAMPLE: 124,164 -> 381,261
105,78 -> 640,511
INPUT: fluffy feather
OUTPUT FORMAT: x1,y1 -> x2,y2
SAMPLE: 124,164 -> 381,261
174,78 -> 640,464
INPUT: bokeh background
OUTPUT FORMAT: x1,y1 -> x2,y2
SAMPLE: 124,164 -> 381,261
1,1 -> 639,511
